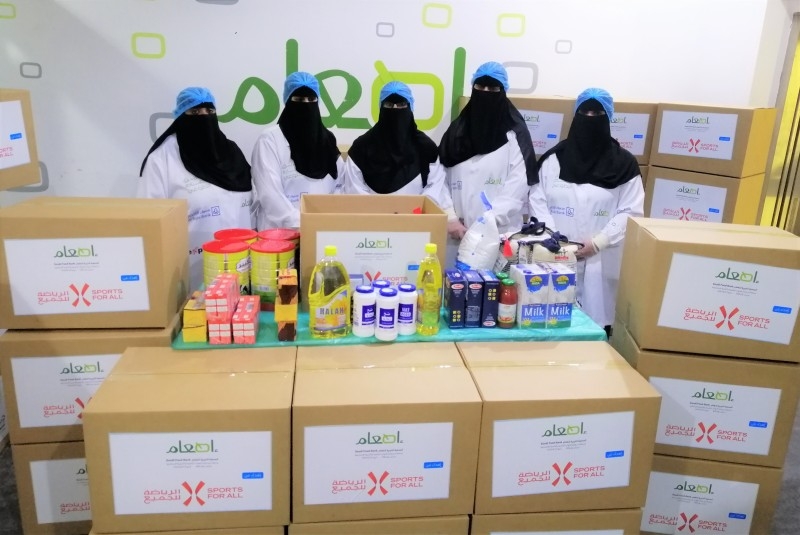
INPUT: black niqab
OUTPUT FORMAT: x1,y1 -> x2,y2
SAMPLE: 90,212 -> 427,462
278,87 -> 340,179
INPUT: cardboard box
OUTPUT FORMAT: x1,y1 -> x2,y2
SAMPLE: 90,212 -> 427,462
640,165 -> 649,190
470,509 -> 643,534
292,343 -> 482,523
461,270 -> 484,328
0,88 -> 40,190
610,101 -> 658,165
88,528 -> 282,535
0,196 -> 189,330
109,346 -> 296,376
612,323 -> 800,468
644,166 -> 764,224
289,515 -> 469,534
12,441 -> 92,535
617,217 -> 800,362
650,103 -> 776,178
642,454 -> 783,535
83,349 -> 294,532
0,315 -> 179,445
457,341 -> 661,514
299,194 -> 446,301
444,270 -> 466,329
0,375 -> 7,450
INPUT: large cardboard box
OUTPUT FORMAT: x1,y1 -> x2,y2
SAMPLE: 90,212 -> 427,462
0,88 -> 40,190
650,103 -> 776,177
457,341 -> 661,515
299,194 -> 446,295
611,101 -> 658,165
470,509 -> 643,534
0,315 -> 179,445
88,528 -> 282,535
289,515 -> 469,534
617,217 -> 800,362
0,375 -> 7,450
644,166 -> 764,224
0,196 -> 189,330
83,349 -> 294,532
108,346 -> 296,376
292,342 -> 482,523
642,454 -> 783,535
613,323 -> 800,468
12,441 -> 92,535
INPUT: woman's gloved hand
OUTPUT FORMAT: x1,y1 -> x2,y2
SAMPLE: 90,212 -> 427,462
448,219 -> 468,240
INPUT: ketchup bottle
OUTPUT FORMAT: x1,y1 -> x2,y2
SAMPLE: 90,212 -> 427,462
497,278 -> 517,329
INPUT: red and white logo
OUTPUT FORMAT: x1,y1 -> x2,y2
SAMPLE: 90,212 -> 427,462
364,271 -> 382,283
678,512 -> 698,532
551,462 -> 573,487
367,471 -> 389,496
181,481 -> 206,506
679,207 -> 692,220
696,422 -> 717,444
688,139 -> 701,153
715,305 -> 739,330
69,283 -> 91,307
74,397 -> 91,419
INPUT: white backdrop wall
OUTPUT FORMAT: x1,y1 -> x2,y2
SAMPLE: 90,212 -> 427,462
0,0 -> 791,202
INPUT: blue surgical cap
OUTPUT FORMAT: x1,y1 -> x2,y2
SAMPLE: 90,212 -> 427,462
379,81 -> 415,111
471,62 -> 509,92
173,87 -> 215,118
283,72 -> 320,104
575,88 -> 614,120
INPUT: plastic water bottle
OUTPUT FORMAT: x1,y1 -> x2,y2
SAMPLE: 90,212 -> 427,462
416,243 -> 442,336
308,245 -> 350,338
352,285 -> 376,338
375,287 -> 399,341
397,283 -> 417,335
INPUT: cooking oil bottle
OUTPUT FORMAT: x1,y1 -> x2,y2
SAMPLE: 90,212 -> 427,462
416,243 -> 442,336
308,245 -> 351,338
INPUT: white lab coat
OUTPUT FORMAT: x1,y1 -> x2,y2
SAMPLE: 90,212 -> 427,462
251,126 -> 344,230
528,154 -> 645,327
341,156 -> 454,212
138,135 -> 256,292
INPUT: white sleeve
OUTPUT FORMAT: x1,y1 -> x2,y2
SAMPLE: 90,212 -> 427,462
333,155 -> 345,193
490,135 -> 529,229
251,132 -> 299,229
421,159 -> 457,220
527,156 -> 557,229
595,175 -> 645,249
341,157 -> 374,195
137,148 -> 170,199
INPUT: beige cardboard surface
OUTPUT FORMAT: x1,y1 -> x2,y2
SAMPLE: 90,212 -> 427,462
642,454 -> 783,535
289,515 -> 469,534
0,315 -> 179,445
644,166 -> 764,224
612,322 -> 800,468
89,528 -> 283,535
0,197 -> 189,329
296,341 -> 463,370
612,101 -> 658,165
84,372 -> 292,532
457,341 -> 661,514
110,346 -> 296,375
299,194 -> 446,303
0,89 -> 40,190
640,165 -> 649,191
292,346 -> 481,523
12,441 -> 91,535
617,217 -> 800,362
470,509 -> 643,534
650,104 -> 776,178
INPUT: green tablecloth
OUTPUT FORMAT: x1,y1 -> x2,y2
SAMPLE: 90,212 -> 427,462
172,309 -> 606,350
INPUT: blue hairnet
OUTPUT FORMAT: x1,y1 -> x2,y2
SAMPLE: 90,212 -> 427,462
283,71 -> 320,104
575,88 -> 614,120
379,81 -> 415,111
471,62 -> 509,92
173,87 -> 215,118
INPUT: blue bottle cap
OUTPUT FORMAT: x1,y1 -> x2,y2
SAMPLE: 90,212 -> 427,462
379,287 -> 398,297
356,285 -> 375,293
398,283 -> 416,292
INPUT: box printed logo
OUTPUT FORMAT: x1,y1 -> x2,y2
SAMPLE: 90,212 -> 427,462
678,512 -> 699,532
182,480 -> 206,506
688,138 -> 701,153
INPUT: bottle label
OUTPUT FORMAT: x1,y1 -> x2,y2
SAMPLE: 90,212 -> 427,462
498,303 -> 516,322
313,288 -> 349,331
398,303 -> 414,325
378,307 -> 396,330
359,303 -> 376,327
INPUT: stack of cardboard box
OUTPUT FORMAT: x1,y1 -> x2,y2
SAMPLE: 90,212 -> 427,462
457,341 -> 661,534
0,196 -> 189,534
83,347 -> 293,535
645,104 -> 776,225
614,217 -> 800,534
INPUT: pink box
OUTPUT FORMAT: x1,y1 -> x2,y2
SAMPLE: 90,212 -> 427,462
208,318 -> 232,345
232,296 -> 259,344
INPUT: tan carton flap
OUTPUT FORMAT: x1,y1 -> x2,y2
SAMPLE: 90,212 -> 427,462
629,217 -> 799,249
111,346 -> 296,375
301,194 -> 444,216
456,341 -> 630,369
288,515 -> 469,534
296,342 -> 463,370
7,196 -> 187,221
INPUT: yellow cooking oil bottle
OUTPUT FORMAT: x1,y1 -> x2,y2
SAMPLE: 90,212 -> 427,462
416,242 -> 442,336
308,245 -> 351,338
